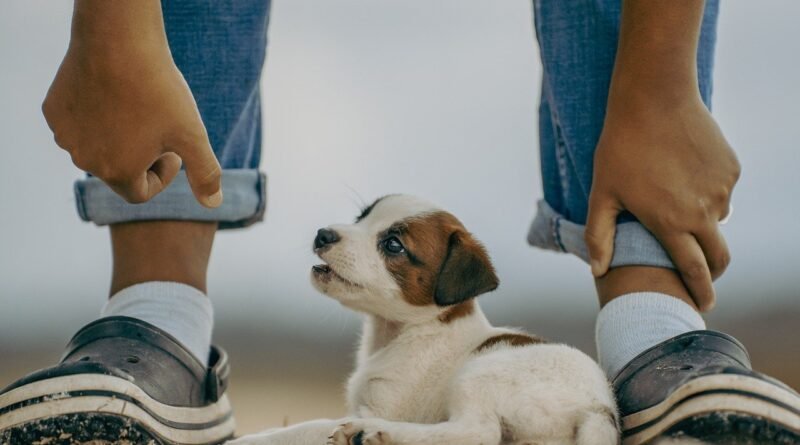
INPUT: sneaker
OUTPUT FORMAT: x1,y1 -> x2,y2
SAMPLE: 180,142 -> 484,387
0,316 -> 234,445
614,330 -> 800,445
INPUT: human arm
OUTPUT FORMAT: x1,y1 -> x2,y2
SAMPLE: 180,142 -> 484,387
43,0 -> 222,207
585,0 -> 740,311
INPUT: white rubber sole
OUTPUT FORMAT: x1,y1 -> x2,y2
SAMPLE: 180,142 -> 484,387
0,374 -> 234,444
622,374 -> 800,445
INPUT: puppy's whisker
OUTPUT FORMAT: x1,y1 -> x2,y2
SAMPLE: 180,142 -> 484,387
342,183 -> 367,210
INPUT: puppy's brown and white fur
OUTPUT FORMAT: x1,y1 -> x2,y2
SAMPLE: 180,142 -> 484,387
231,195 -> 618,445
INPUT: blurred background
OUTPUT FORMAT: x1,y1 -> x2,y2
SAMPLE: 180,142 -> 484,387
1,0 -> 798,436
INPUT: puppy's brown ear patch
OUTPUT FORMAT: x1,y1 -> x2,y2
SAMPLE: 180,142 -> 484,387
434,230 -> 499,306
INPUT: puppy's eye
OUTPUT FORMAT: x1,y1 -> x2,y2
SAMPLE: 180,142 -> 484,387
382,237 -> 405,254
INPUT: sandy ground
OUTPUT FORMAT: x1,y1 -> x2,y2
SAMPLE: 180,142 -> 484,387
1,305 -> 797,437
226,362 -> 348,435
0,353 -> 349,437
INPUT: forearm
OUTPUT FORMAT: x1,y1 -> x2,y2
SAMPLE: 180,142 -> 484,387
590,1 -> 736,309
70,0 -> 169,52
609,0 -> 707,108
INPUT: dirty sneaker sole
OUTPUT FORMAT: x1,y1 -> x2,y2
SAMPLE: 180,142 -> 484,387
622,374 -> 800,445
0,374 -> 235,445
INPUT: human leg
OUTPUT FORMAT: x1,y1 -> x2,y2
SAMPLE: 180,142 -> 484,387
81,0 -> 271,363
0,1 -> 271,443
530,0 -> 799,443
109,221 -> 216,296
530,0 -> 716,373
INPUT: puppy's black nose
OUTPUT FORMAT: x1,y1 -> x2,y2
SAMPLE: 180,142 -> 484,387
314,228 -> 340,250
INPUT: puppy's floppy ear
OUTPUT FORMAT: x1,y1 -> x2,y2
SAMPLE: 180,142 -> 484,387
434,230 -> 499,306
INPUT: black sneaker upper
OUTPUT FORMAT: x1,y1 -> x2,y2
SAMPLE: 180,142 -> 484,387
1,316 -> 229,407
612,329 -> 795,417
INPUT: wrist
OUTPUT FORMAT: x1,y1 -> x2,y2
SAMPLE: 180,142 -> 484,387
607,69 -> 702,115
70,0 -> 169,55
608,0 -> 706,113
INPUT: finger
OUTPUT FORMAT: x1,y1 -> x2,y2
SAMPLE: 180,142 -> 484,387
105,153 -> 182,204
105,174 -> 150,204
694,223 -> 730,281
146,151 -> 183,197
659,232 -> 716,312
719,202 -> 734,225
585,194 -> 621,277
171,133 -> 222,208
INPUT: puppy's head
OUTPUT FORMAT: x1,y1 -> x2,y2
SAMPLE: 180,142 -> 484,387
311,194 -> 498,322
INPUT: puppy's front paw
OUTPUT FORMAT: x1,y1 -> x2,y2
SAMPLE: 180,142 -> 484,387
361,430 -> 392,445
327,422 -> 360,445
328,422 -> 392,445
326,424 -> 352,445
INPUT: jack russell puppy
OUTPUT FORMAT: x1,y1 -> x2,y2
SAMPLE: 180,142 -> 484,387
231,194 -> 618,445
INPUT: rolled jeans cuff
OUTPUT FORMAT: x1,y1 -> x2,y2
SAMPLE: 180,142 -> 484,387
74,169 -> 266,230
527,200 -> 675,269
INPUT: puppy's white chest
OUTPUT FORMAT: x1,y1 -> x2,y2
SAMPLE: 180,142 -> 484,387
348,349 -> 456,422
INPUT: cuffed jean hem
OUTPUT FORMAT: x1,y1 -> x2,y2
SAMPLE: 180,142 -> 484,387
74,169 -> 266,230
527,200 -> 675,269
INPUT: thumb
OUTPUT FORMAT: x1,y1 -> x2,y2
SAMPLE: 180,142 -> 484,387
172,133 -> 223,208
585,194 -> 620,277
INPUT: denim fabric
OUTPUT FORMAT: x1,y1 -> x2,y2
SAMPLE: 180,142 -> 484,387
75,170 -> 266,230
73,0 -> 271,229
528,0 -> 720,268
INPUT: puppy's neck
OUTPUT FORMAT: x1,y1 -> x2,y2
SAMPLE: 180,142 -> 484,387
357,301 -> 490,360
360,315 -> 404,356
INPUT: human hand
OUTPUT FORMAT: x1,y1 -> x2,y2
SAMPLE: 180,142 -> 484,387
585,95 -> 740,311
42,1 -> 222,207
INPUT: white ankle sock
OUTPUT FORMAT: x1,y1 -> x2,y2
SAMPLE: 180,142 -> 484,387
101,281 -> 214,364
595,292 -> 705,378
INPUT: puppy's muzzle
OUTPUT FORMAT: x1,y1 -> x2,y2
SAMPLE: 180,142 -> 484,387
314,228 -> 340,252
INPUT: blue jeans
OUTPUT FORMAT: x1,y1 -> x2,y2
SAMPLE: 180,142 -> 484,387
74,0 -> 719,269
